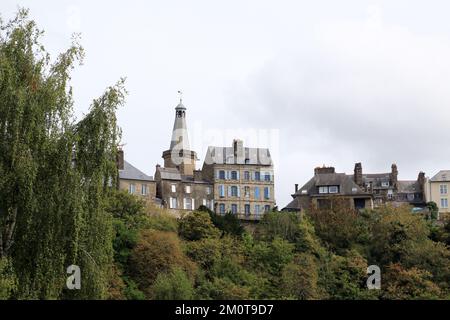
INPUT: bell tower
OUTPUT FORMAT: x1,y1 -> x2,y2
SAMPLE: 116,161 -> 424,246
162,94 -> 197,175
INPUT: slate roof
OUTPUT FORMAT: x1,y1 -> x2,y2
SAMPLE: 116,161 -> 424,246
283,172 -> 370,211
295,172 -> 369,197
431,170 -> 450,182
349,173 -> 391,188
119,161 -> 153,181
284,197 -> 301,210
204,146 -> 272,166
397,180 -> 421,193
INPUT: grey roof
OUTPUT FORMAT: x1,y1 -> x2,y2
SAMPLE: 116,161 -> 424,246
158,167 -> 182,180
119,161 -> 153,181
295,173 -> 369,197
431,170 -> 450,182
283,197 -> 301,211
397,180 -> 421,193
204,146 -> 272,166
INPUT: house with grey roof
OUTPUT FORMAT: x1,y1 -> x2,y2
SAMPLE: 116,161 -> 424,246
117,150 -> 158,204
284,163 -> 427,212
284,166 -> 373,211
351,162 -> 426,207
201,139 -> 275,220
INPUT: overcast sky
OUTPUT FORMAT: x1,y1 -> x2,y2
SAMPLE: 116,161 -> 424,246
3,0 -> 450,207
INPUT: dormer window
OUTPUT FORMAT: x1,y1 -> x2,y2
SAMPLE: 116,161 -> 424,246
381,181 -> 389,187
329,186 -> 339,194
318,186 -> 339,194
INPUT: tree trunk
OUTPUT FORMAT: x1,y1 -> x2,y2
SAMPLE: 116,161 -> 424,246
0,206 -> 17,258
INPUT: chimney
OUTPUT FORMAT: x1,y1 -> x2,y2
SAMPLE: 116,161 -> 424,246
418,172 -> 425,192
117,149 -> 124,170
295,184 -> 299,193
390,164 -> 398,189
194,170 -> 203,181
314,166 -> 335,175
233,139 -> 244,162
354,162 -> 363,186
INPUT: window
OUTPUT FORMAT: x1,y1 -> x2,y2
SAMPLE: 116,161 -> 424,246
244,171 -> 250,180
264,187 -> 270,199
231,186 -> 239,197
245,204 -> 251,215
441,198 -> 449,208
169,197 -> 177,209
381,181 -> 389,187
301,190 -> 308,194
206,186 -> 211,195
329,186 -> 339,194
244,186 -> 250,197
202,199 -> 207,206
141,184 -> 148,195
255,205 -> 261,216
129,183 -> 135,194
185,185 -> 191,193
264,205 -> 271,212
184,198 -> 193,210
255,172 -> 261,181
171,184 -> 176,193
231,204 -> 238,214
219,170 -> 225,179
255,187 -> 260,199
219,185 -> 225,197
387,189 -> 393,199
219,203 -> 226,214
440,185 -> 448,195
231,171 -> 238,180
264,172 -> 271,181
318,186 -> 328,194
407,193 -> 415,201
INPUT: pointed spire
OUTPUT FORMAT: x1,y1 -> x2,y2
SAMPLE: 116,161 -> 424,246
170,93 -> 189,150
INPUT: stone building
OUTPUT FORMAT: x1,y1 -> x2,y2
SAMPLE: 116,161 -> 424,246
283,166 -> 373,211
284,163 -> 426,212
117,149 -> 157,203
350,163 -> 426,207
155,98 -> 275,220
202,139 -> 275,220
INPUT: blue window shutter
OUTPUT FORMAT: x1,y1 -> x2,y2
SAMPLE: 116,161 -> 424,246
237,186 -> 240,197
228,186 -> 231,197
237,171 -> 240,180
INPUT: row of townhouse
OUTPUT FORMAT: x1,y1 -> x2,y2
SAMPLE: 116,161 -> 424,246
117,97 -> 448,221
283,163 -> 449,219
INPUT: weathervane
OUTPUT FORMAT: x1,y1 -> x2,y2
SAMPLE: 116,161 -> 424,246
177,90 -> 183,103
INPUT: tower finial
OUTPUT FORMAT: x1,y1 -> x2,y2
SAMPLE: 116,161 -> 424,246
177,90 -> 183,103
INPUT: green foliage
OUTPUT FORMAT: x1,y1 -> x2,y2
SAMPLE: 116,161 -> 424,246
0,257 -> 17,299
281,253 -> 320,300
0,9 -> 124,299
122,277 -> 146,300
178,210 -> 220,241
382,263 -> 442,300
257,211 -> 301,242
197,205 -> 244,237
128,229 -> 196,296
152,267 -> 194,300
306,198 -> 370,254
427,202 -> 439,220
